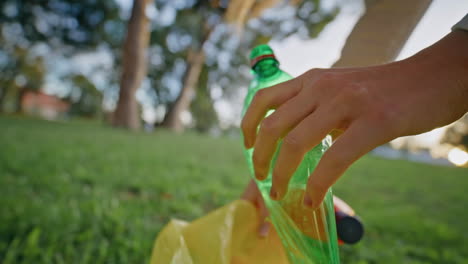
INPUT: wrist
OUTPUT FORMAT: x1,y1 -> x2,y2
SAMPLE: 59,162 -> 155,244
409,31 -> 468,105
439,30 -> 468,81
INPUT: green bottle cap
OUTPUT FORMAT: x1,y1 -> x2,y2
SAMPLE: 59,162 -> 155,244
249,44 -> 278,69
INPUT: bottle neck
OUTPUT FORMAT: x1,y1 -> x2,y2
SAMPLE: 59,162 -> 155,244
252,59 -> 280,79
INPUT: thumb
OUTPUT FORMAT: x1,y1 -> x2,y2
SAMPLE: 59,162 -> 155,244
258,221 -> 271,238
257,191 -> 271,237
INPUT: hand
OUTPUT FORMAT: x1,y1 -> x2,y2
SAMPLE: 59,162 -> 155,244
241,179 -> 271,237
241,179 -> 358,239
241,31 -> 468,209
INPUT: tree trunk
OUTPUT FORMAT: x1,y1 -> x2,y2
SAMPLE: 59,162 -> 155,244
333,0 -> 432,67
191,66 -> 218,133
112,0 -> 151,131
162,49 -> 205,133
162,26 -> 213,133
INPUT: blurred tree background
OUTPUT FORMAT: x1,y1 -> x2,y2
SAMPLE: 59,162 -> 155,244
1,0 -> 466,147
0,0 -> 338,132
0,0 -> 121,115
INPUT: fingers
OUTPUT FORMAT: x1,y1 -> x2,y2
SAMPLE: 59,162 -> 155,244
240,180 -> 271,237
258,222 -> 271,237
252,93 -> 317,180
304,121 -> 389,209
257,196 -> 271,237
241,77 -> 303,148
270,103 -> 347,200
240,179 -> 258,202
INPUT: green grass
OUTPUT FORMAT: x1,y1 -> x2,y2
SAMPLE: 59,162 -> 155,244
0,116 -> 467,264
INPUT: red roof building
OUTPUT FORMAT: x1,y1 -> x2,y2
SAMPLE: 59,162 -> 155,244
21,91 -> 70,120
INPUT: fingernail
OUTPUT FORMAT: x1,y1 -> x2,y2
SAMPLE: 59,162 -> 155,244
247,137 -> 255,148
255,170 -> 264,180
244,137 -> 251,148
259,223 -> 270,237
304,195 -> 313,208
270,189 -> 278,200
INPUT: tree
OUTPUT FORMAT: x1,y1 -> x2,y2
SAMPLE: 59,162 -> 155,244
156,0 -> 338,132
66,74 -> 103,118
0,1 -> 121,52
161,24 -> 211,132
190,65 -> 218,132
0,0 -> 121,113
0,43 -> 45,113
112,0 -> 152,130
0,0 -> 338,130
333,0 -> 432,67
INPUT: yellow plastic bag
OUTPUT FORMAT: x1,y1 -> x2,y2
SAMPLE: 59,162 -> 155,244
151,200 -> 290,264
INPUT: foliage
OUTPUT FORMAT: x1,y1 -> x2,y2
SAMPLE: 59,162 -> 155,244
0,0 -> 122,114
66,74 -> 103,118
147,0 -> 339,129
1,116 -> 467,263
0,0 -> 339,126
0,0 -> 121,49
0,42 -> 46,112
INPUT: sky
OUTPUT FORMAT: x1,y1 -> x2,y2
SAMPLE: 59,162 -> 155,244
270,0 -> 468,153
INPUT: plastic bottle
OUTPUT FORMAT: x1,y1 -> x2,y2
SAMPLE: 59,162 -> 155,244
242,44 -> 340,264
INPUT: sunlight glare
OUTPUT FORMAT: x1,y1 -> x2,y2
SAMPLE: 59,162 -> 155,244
447,148 -> 468,167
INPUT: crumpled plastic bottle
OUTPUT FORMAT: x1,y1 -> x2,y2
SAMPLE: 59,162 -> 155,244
242,44 -> 340,264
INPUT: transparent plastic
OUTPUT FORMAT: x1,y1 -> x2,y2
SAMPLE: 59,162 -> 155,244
242,45 -> 340,264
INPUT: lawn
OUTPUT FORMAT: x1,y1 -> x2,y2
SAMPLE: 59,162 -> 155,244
0,116 -> 467,264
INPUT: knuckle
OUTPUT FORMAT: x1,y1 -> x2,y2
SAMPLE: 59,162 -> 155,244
343,83 -> 369,102
369,106 -> 403,135
309,72 -> 341,96
283,134 -> 304,153
304,68 -> 322,78
373,107 -> 396,123
316,72 -> 339,84
329,95 -> 351,116
260,116 -> 279,136
253,89 -> 268,102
